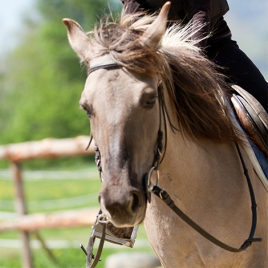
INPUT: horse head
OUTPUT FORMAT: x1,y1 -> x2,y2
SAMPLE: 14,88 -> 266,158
63,3 -> 171,227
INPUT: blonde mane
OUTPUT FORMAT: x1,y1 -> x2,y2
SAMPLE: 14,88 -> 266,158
86,12 -> 242,143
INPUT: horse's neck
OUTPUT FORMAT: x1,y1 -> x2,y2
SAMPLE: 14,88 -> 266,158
160,129 -> 248,206
156,93 -> 254,229
145,89 -> 267,268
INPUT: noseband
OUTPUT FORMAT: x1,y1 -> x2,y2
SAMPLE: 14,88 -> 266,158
82,61 -> 262,267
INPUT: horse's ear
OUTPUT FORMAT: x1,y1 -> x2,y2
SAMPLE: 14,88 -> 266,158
140,1 -> 171,50
62,18 -> 93,61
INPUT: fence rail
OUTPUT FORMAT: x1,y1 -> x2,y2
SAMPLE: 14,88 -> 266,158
0,136 -> 94,161
0,208 -> 99,232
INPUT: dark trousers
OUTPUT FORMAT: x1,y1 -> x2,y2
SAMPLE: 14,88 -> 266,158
206,40 -> 268,112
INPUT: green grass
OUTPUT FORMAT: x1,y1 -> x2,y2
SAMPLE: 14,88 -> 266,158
0,226 -> 151,268
0,164 -> 154,268
0,245 -> 153,268
0,180 -> 101,213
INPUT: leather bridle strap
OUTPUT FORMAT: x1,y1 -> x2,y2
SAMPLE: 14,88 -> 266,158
86,222 -> 106,268
148,144 -> 262,252
88,62 -> 120,75
81,62 -> 121,268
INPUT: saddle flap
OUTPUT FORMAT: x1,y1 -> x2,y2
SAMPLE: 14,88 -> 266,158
230,84 -> 268,155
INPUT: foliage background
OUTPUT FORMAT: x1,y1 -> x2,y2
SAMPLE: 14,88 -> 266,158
0,0 -> 267,149
0,0 -> 121,146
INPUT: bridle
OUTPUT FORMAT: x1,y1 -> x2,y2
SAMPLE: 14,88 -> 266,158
81,62 -> 262,267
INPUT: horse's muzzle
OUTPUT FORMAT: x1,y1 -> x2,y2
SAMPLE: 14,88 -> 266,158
99,189 -> 146,227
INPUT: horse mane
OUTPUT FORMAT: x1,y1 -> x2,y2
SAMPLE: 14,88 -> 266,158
86,12 -> 243,144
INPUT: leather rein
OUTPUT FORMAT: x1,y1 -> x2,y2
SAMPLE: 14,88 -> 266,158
83,62 -> 262,267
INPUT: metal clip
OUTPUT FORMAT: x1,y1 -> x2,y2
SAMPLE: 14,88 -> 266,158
147,166 -> 156,189
144,166 -> 157,203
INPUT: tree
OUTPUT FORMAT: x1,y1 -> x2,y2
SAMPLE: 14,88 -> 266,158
0,0 -> 121,145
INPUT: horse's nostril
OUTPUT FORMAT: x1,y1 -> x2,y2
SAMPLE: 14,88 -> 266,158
99,189 -> 143,222
130,191 -> 141,213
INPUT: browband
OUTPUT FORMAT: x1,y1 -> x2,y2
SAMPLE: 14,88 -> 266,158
87,62 -> 120,75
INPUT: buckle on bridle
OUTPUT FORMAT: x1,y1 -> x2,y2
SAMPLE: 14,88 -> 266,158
144,166 -> 160,203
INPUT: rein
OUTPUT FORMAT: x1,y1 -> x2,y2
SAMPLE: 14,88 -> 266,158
144,143 -> 262,252
82,62 -> 262,267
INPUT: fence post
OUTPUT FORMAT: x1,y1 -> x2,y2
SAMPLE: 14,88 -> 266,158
10,161 -> 33,268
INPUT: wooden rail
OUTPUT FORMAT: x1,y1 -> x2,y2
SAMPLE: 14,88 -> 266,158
0,136 -> 94,161
0,208 -> 99,232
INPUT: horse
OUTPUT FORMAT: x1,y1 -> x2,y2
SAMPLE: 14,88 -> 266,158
63,2 -> 268,267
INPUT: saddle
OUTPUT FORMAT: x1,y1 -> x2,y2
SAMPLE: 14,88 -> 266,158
230,84 -> 268,156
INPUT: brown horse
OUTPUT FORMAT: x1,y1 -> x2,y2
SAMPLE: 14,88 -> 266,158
63,3 -> 268,267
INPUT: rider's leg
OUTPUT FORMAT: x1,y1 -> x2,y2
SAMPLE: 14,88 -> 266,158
206,40 -> 268,112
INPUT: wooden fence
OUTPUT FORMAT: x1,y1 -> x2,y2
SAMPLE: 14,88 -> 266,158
0,136 -> 97,268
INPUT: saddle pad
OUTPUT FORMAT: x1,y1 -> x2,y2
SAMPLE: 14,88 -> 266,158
230,114 -> 268,192
231,84 -> 268,146
243,140 -> 268,192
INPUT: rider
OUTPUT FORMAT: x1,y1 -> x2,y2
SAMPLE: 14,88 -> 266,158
120,0 -> 268,112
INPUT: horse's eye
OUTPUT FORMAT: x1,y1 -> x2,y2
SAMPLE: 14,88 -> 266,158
80,104 -> 93,117
85,111 -> 92,117
146,98 -> 156,105
142,94 -> 157,109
